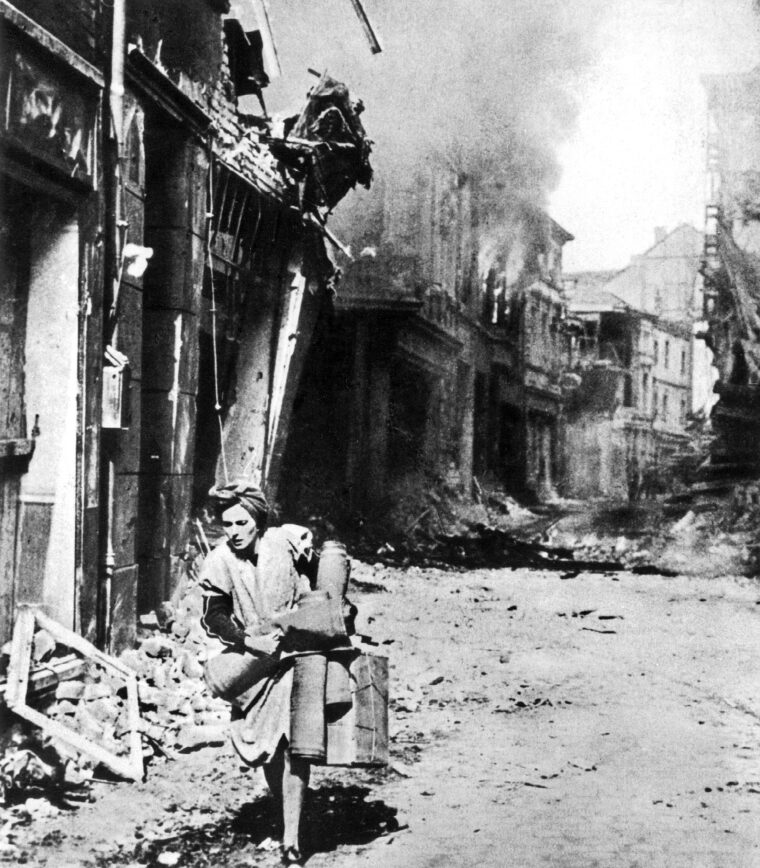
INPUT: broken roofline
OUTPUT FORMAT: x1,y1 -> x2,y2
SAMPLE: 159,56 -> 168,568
571,293 -> 692,337
125,46 -> 367,224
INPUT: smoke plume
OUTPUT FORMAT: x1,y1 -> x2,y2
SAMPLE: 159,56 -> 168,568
264,0 -> 599,257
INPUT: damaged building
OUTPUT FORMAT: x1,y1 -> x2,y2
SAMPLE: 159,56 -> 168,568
701,66 -> 760,479
563,226 -> 705,500
0,0 -> 373,651
277,168 -> 574,522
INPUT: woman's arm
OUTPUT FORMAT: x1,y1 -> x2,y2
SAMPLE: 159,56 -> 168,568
201,592 -> 247,649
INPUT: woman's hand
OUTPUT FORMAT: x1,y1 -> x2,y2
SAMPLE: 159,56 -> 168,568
244,630 -> 280,657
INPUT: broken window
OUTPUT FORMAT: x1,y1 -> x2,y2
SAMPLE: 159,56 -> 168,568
223,19 -> 269,113
2,42 -> 96,181
623,374 -> 633,408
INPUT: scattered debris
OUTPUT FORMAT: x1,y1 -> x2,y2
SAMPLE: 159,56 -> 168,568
0,555 -> 231,811
433,524 -> 672,574
4,607 -> 143,784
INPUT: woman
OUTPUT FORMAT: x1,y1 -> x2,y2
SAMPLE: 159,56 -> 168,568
199,481 -> 317,866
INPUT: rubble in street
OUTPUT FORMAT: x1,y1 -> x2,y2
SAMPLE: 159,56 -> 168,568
336,472 -> 760,581
342,477 -> 680,575
0,554 -> 759,867
2,482 -> 755,837
0,551 -> 229,857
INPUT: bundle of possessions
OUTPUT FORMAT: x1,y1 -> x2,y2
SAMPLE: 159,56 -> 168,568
203,538 -> 388,769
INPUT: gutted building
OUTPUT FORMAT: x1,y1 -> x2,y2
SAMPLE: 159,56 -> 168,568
564,280 -> 694,500
277,166 -> 574,522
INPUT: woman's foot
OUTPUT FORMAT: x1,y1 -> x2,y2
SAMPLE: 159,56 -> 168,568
280,844 -> 304,865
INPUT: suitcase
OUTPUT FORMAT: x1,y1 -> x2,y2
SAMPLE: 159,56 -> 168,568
325,649 -> 388,767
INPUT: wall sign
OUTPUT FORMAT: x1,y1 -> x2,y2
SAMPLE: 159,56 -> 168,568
1,40 -> 96,181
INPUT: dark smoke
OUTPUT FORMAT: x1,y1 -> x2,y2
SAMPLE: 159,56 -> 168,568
264,0 -> 599,253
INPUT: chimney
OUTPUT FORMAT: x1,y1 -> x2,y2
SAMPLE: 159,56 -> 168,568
654,226 -> 667,245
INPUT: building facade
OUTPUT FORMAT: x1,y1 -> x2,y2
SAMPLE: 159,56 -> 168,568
0,0 -> 371,649
563,230 -> 698,502
278,168 -> 574,522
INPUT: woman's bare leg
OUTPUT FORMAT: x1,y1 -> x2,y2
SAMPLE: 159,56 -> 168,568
263,747 -> 284,809
282,749 -> 310,852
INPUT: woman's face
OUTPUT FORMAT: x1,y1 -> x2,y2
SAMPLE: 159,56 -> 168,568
221,503 -> 258,551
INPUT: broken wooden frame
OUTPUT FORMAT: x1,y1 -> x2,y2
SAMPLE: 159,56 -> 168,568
5,606 -> 144,782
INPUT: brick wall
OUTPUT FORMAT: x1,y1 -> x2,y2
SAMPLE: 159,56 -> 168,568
12,0 -> 104,66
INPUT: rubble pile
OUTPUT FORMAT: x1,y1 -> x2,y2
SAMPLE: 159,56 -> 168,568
0,642 -> 127,858
557,534 -> 658,570
118,559 -> 229,756
0,634 -> 104,811
0,555 -> 228,816
386,475 -> 538,542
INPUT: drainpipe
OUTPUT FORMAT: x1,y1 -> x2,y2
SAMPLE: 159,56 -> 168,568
101,0 -> 126,650
110,0 -> 125,146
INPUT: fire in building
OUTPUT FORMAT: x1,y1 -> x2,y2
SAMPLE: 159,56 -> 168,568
0,0 -> 375,651
278,169 -> 575,521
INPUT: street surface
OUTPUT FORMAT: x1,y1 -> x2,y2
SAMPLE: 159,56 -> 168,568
14,564 -> 760,867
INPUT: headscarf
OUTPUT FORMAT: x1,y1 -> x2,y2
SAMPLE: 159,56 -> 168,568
209,481 -> 269,530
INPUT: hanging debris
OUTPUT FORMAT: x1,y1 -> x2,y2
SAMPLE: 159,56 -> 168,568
267,73 -> 373,213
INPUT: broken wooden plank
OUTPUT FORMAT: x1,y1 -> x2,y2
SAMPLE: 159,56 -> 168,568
6,607 -> 144,782
0,653 -> 85,699
5,605 -> 35,708
303,211 -> 353,259
14,705 -> 142,781
34,610 -> 136,680
346,0 -> 383,53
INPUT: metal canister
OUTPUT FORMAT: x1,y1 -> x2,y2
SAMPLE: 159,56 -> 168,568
316,540 -> 350,598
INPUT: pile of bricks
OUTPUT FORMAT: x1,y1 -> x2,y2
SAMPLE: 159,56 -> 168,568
119,578 -> 230,755
1,558 -> 229,808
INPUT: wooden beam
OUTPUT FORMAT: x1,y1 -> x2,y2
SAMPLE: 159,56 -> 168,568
5,606 -> 35,709
6,607 -> 144,782
249,0 -> 282,79
347,0 -> 383,54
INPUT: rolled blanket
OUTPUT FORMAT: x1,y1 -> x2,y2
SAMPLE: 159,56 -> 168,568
204,648 -> 278,704
273,590 -> 349,652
